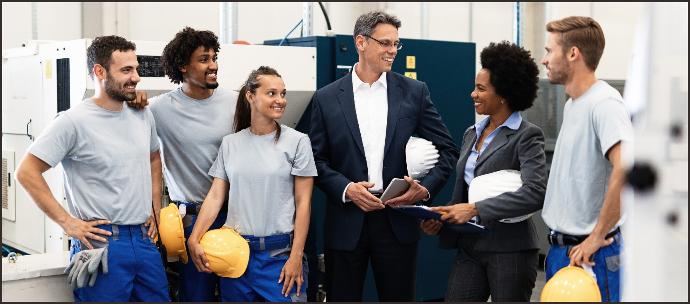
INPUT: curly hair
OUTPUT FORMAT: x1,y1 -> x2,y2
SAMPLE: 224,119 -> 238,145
480,41 -> 539,112
87,36 -> 136,77
161,27 -> 220,84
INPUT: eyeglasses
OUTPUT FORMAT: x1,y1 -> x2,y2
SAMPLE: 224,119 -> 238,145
363,35 -> 403,51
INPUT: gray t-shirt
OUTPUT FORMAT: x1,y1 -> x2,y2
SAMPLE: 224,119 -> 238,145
208,125 -> 317,236
149,87 -> 237,202
542,80 -> 633,235
29,99 -> 160,225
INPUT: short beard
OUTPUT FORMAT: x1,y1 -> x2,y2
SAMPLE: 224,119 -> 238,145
105,73 -> 136,102
547,66 -> 569,85
205,82 -> 219,89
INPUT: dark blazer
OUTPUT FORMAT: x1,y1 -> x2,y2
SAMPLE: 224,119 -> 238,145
439,118 -> 547,252
309,72 -> 459,251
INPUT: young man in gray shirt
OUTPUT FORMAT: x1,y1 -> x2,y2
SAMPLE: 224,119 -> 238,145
540,16 -> 633,301
147,27 -> 237,301
16,36 -> 169,301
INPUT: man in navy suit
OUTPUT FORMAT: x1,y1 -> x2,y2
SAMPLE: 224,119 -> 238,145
309,11 -> 459,301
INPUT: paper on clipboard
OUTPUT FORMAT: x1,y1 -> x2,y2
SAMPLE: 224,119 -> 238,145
445,221 -> 487,234
392,205 -> 488,233
392,205 -> 442,220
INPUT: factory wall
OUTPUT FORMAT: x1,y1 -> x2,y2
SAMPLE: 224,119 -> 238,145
4,2 -> 683,86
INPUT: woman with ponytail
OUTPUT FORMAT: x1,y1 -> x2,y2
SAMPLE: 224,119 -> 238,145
187,66 -> 317,302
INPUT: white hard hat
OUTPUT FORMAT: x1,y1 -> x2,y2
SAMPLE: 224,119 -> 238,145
405,137 -> 439,180
468,169 -> 534,223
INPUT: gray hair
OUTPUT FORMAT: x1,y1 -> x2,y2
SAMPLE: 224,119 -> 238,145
353,11 -> 401,40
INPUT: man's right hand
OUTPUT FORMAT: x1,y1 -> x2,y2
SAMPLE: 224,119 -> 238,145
420,219 -> 442,235
61,217 -> 112,250
126,90 -> 148,110
346,182 -> 385,212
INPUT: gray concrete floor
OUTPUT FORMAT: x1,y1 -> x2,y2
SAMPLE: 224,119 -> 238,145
531,269 -> 547,302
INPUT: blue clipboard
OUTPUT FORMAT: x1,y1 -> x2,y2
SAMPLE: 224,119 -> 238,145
392,205 -> 442,220
392,205 -> 488,234
444,221 -> 488,234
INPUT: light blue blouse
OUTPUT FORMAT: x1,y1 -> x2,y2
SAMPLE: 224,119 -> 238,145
463,111 -> 522,186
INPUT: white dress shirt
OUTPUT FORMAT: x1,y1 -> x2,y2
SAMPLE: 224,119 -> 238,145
342,64 -> 388,202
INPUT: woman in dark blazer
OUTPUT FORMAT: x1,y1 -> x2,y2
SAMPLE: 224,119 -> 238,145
422,41 -> 546,302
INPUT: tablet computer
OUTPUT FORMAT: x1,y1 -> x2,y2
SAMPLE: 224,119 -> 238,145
380,178 -> 410,202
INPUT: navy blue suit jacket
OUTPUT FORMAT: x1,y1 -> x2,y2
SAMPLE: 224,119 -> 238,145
309,71 -> 459,251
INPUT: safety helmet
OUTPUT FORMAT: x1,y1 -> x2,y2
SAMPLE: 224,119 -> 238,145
200,227 -> 250,278
406,137 -> 439,180
468,169 -> 534,223
158,203 -> 188,264
541,266 -> 602,302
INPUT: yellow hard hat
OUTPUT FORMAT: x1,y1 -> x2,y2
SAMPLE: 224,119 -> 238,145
541,266 -> 602,302
200,227 -> 250,278
158,203 -> 188,264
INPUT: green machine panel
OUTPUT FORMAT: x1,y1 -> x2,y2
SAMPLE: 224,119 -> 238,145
265,35 -> 476,301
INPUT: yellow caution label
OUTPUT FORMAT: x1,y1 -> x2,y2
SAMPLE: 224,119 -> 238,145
406,56 -> 416,69
44,60 -> 52,79
404,72 -> 417,80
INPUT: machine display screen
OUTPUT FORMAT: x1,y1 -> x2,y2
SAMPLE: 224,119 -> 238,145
136,55 -> 165,77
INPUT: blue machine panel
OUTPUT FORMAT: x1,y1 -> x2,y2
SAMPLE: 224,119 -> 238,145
265,35 -> 475,301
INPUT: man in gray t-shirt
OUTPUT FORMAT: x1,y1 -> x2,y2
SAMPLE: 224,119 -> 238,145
146,27 -> 236,302
16,36 -> 169,301
539,17 -> 633,302
28,98 -> 160,225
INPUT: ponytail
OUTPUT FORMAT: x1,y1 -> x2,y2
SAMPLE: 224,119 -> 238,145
234,84 -> 251,133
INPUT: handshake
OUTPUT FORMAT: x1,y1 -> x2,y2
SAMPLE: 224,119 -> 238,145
65,247 -> 109,289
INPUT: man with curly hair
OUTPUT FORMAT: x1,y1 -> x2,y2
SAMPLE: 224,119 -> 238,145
147,27 -> 237,301
540,16 -> 633,302
16,35 -> 169,301
422,41 -> 546,301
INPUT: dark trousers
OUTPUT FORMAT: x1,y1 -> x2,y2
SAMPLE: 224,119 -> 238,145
177,213 -> 227,301
445,247 -> 538,302
325,210 -> 417,301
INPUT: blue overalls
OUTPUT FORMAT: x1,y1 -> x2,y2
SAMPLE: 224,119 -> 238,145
219,232 -> 308,302
70,224 -> 169,302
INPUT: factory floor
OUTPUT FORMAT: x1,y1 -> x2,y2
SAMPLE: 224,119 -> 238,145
530,269 -> 547,302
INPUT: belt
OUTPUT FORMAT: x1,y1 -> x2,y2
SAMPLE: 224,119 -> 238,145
173,200 -> 228,216
243,233 -> 293,251
548,227 -> 621,246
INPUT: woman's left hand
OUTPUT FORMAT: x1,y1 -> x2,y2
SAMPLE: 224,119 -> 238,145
278,254 -> 304,297
431,203 -> 478,224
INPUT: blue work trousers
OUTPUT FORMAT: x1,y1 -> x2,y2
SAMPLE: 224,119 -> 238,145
70,224 -> 170,302
545,231 -> 622,301
220,233 -> 308,302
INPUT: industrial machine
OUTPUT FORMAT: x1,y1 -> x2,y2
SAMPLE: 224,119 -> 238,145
2,39 -> 316,301
265,35 -> 476,301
